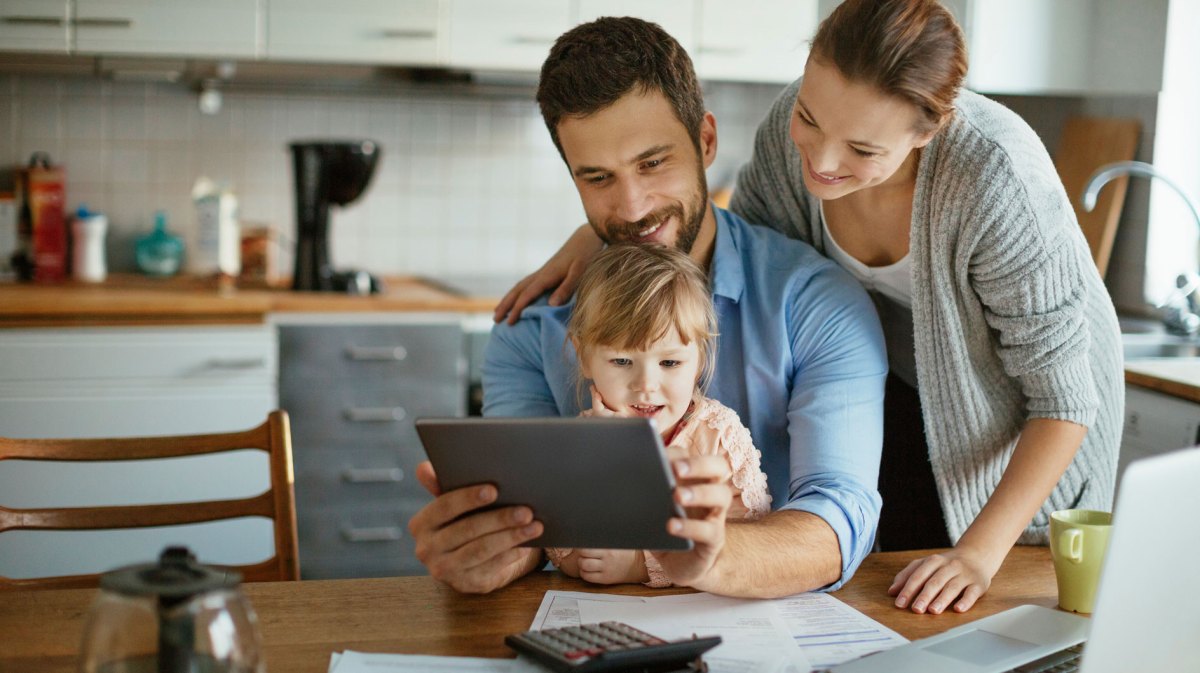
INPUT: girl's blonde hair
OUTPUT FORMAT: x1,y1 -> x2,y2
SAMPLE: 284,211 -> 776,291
568,244 -> 718,402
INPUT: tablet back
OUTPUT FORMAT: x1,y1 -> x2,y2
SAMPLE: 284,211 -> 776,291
415,417 -> 691,550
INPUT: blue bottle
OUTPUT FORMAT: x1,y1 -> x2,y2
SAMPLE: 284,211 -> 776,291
135,210 -> 184,277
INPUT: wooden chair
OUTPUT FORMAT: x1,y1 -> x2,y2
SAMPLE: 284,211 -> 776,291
0,410 -> 299,590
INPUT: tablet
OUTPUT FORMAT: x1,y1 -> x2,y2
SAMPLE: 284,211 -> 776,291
414,417 -> 691,551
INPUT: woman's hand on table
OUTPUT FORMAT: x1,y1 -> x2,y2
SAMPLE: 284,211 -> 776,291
493,224 -> 604,325
887,546 -> 1000,614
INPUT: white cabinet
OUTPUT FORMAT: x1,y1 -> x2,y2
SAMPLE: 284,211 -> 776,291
267,0 -> 441,65
0,0 -> 69,52
0,325 -> 279,580
1119,384 -> 1200,486
446,0 -> 571,72
945,0 -> 1169,95
576,0 -> 696,55
73,0 -> 260,58
694,0 -> 818,84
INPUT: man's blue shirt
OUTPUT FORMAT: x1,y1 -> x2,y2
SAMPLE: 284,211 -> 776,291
482,206 -> 887,589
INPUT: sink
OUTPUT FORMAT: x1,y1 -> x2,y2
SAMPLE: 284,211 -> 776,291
1122,333 -> 1200,360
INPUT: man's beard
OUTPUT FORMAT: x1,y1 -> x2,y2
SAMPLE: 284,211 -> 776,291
590,170 -> 708,255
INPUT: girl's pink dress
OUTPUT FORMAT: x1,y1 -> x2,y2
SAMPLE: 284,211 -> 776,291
546,396 -> 772,587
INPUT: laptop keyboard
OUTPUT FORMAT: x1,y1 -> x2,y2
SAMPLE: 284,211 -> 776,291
1009,643 -> 1085,673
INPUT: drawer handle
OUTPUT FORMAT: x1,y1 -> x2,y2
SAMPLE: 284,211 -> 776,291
2,16 -> 65,26
379,28 -> 435,39
73,17 -> 133,28
346,345 -> 408,361
341,526 -> 403,543
342,467 -> 404,483
344,406 -> 407,422
205,357 -> 267,370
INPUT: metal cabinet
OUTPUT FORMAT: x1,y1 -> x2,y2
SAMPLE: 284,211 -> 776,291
277,316 -> 466,579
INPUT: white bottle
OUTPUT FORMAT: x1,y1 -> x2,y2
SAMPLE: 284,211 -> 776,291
188,177 -> 241,277
71,207 -> 107,283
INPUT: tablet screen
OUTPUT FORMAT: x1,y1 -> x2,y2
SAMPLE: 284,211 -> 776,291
415,417 -> 691,550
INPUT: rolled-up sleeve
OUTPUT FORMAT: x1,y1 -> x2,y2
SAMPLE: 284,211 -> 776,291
778,266 -> 887,590
481,306 -> 562,418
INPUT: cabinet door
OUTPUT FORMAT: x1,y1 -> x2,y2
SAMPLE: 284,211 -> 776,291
1119,385 -> 1200,485
694,0 -> 818,84
73,0 -> 259,58
446,0 -> 571,72
0,0 -> 68,52
267,0 -> 440,65
575,0 -> 695,55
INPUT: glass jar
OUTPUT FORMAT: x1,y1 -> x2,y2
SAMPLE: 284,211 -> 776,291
78,547 -> 264,673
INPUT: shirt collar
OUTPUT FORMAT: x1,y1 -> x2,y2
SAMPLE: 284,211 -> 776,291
709,206 -> 745,303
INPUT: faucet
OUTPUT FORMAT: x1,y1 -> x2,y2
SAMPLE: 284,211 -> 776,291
1082,160 -> 1200,336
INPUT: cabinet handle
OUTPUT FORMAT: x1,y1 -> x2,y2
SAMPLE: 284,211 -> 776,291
695,46 -> 744,56
344,406 -> 407,422
73,17 -> 133,28
342,467 -> 404,483
508,36 -> 554,46
345,345 -> 407,361
205,357 -> 267,370
379,28 -> 435,39
341,526 -> 403,543
2,16 -> 65,26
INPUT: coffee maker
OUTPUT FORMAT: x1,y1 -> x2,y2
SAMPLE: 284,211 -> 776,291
290,140 -> 381,293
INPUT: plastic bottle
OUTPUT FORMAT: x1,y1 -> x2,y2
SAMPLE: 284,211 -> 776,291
188,177 -> 240,278
71,205 -> 108,283
135,210 -> 184,277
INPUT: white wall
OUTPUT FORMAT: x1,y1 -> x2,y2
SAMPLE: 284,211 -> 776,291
0,74 -> 782,281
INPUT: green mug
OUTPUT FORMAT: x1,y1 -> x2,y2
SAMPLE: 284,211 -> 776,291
1049,509 -> 1112,613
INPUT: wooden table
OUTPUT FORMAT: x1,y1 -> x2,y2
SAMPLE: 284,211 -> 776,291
0,547 -> 1058,672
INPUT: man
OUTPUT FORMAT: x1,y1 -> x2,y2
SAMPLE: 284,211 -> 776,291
408,17 -> 887,598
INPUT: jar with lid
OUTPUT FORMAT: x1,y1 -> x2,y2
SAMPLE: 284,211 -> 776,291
78,546 -> 265,673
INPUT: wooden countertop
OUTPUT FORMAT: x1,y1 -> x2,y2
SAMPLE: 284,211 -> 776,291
1125,359 -> 1200,404
0,274 -> 499,327
0,547 -> 1059,673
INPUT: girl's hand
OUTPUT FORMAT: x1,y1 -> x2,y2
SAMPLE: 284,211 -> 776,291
587,386 -> 624,418
576,549 -> 648,584
656,452 -> 734,588
887,547 -> 1000,614
494,224 -> 605,325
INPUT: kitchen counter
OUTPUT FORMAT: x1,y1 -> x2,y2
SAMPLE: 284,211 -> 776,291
0,274 -> 499,327
1125,359 -> 1200,405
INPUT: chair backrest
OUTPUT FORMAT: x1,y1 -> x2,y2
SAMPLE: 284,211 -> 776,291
0,410 -> 299,590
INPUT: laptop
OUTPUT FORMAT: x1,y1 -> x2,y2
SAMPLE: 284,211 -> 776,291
830,446 -> 1200,673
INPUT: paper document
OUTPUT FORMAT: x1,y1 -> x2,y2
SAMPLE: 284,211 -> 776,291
771,593 -> 908,670
328,650 -> 543,673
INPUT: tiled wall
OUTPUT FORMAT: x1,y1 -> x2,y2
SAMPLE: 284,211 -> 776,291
0,73 -> 1156,310
0,74 -> 781,281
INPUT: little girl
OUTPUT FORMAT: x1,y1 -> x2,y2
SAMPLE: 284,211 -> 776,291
546,243 -> 771,587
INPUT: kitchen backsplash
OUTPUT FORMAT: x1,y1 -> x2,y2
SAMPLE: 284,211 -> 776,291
0,74 -> 781,280
0,74 -> 1156,308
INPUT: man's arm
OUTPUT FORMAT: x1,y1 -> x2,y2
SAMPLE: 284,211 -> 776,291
692,510 -> 841,597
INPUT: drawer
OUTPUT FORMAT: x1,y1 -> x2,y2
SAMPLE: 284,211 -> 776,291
279,324 -> 465,383
297,503 -> 427,579
0,326 -> 276,385
293,444 -> 430,509
283,381 -> 465,444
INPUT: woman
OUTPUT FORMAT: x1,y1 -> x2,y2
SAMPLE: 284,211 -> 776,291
494,0 -> 1123,615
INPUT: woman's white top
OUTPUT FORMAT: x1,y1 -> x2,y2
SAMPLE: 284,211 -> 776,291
820,202 -> 918,387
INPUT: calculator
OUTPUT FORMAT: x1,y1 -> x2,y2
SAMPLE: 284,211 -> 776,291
504,621 -> 721,673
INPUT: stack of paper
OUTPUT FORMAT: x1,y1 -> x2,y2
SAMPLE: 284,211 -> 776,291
327,589 -> 906,673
